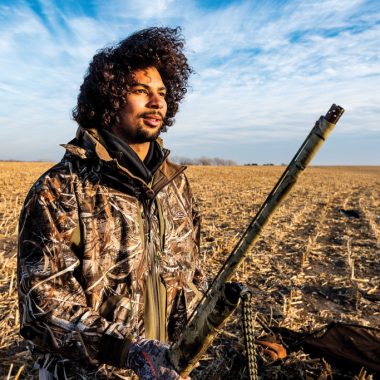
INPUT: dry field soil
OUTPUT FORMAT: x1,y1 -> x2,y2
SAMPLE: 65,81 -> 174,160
0,162 -> 379,379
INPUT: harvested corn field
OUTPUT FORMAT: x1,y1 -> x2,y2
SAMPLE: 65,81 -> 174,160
0,162 -> 379,379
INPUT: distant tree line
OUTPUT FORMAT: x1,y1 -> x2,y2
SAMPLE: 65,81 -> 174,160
170,157 -> 286,166
171,156 -> 237,166
244,163 -> 284,166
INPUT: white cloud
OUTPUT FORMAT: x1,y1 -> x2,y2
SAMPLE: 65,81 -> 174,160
94,0 -> 179,21
0,0 -> 379,163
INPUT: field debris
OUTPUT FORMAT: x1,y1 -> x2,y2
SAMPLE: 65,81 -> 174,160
0,163 -> 379,379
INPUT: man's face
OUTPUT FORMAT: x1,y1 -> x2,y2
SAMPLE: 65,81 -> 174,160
113,66 -> 168,145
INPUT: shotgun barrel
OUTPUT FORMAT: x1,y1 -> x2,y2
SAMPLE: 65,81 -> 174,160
169,104 -> 345,377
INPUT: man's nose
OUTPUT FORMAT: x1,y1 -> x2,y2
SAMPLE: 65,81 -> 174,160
147,92 -> 165,109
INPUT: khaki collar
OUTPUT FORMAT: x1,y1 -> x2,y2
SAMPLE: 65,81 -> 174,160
62,127 -> 187,194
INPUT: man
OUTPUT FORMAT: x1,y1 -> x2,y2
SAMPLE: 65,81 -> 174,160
18,27 -> 204,380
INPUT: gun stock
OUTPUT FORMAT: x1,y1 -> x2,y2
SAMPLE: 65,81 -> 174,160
169,104 -> 345,377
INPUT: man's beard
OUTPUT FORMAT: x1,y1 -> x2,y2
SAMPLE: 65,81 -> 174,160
133,124 -> 162,143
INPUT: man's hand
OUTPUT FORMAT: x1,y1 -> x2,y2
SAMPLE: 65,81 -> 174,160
126,338 -> 190,380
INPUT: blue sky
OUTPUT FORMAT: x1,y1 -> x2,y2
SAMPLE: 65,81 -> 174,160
0,0 -> 379,164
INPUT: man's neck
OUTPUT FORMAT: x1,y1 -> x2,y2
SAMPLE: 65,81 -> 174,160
128,142 -> 151,162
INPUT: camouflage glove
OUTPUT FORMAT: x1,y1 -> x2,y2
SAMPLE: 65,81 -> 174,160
126,338 -> 183,380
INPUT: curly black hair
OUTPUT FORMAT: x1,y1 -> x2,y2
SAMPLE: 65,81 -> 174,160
72,27 -> 192,131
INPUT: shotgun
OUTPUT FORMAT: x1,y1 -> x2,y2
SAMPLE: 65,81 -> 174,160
168,104 -> 345,377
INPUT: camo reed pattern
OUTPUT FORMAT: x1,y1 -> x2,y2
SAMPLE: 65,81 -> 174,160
17,128 -> 203,378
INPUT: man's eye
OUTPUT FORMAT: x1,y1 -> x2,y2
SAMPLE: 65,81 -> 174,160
159,92 -> 167,98
133,89 -> 147,94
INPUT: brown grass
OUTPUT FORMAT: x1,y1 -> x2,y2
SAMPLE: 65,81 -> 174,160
0,162 -> 379,379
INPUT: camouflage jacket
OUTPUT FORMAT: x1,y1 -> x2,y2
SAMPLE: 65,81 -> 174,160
17,128 -> 203,379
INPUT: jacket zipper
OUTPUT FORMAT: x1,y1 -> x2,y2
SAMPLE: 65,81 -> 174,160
142,198 -> 162,340
142,165 -> 186,341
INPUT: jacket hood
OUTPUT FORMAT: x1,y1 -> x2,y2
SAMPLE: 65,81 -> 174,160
61,127 -> 186,197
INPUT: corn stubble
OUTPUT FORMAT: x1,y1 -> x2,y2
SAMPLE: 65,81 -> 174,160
0,163 -> 379,379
